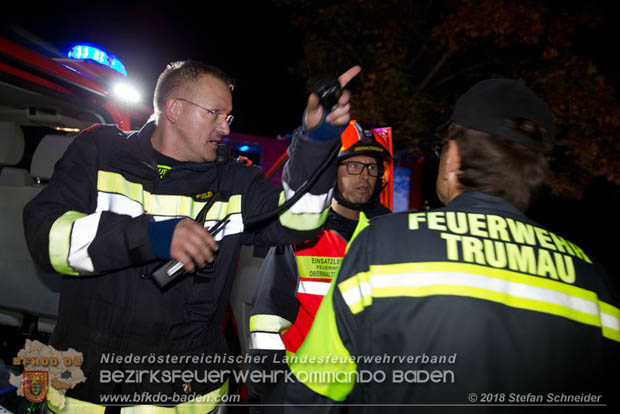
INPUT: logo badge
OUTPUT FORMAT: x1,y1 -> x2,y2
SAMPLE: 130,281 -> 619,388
23,370 -> 49,403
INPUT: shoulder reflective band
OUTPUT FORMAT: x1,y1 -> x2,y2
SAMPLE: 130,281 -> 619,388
277,191 -> 331,231
277,181 -> 332,231
338,261 -> 620,343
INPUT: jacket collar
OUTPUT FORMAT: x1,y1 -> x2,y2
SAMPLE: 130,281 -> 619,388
447,191 -> 525,217
117,120 -> 220,178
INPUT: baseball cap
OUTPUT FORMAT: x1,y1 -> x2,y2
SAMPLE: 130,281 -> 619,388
445,78 -> 555,153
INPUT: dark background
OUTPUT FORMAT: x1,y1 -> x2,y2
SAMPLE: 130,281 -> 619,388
2,1 -> 618,278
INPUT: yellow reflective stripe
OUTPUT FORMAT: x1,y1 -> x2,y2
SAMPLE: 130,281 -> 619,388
47,386 -> 104,414
47,380 -> 228,414
49,210 -> 86,275
278,191 -> 330,231
338,261 -> 619,342
345,212 -> 370,255
374,284 -> 601,327
98,171 -> 203,217
599,301 -> 620,342
205,195 -> 242,221
97,170 -> 241,219
338,271 -> 372,314
249,314 -> 292,334
372,262 -> 598,303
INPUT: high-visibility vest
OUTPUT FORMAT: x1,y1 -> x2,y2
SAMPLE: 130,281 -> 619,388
282,229 -> 348,353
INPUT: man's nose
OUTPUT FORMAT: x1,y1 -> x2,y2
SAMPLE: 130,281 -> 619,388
217,120 -> 230,136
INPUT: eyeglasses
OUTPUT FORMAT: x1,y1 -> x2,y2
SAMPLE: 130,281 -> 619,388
175,97 -> 234,126
340,161 -> 380,177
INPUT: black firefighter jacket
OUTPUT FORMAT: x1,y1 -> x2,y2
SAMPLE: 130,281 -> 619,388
22,120 -> 341,404
269,191 -> 620,413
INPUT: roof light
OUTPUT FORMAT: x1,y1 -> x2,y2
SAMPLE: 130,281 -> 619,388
238,145 -> 250,152
67,44 -> 128,77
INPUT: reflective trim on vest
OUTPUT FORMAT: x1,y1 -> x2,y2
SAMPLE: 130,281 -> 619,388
49,210 -> 87,275
249,314 -> 292,334
277,191 -> 330,231
297,280 -> 331,296
47,380 -> 228,414
249,332 -> 286,350
283,230 -> 348,352
338,261 -> 620,343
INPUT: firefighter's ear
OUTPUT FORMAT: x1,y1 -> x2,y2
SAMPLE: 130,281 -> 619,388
165,97 -> 182,123
444,140 -> 462,201
445,140 -> 461,176
436,140 -> 462,205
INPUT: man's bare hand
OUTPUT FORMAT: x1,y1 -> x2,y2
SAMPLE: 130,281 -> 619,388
304,65 -> 361,130
170,219 -> 219,272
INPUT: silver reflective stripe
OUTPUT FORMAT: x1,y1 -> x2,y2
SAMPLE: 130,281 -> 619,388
152,215 -> 184,222
204,212 -> 244,241
371,272 -> 599,315
282,181 -> 332,214
96,192 -> 244,237
297,280 -> 331,296
249,332 -> 286,350
601,312 -> 620,332
96,192 -> 144,217
67,212 -> 103,273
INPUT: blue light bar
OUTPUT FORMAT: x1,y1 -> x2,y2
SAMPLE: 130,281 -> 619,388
67,44 -> 128,77
238,145 -> 250,152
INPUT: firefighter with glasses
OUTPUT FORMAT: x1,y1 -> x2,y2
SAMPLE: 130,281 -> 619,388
247,120 -> 393,404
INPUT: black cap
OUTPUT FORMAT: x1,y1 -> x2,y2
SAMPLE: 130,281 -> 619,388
447,79 -> 555,153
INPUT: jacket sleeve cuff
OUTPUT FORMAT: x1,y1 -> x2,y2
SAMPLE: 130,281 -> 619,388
147,218 -> 183,259
302,110 -> 346,142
